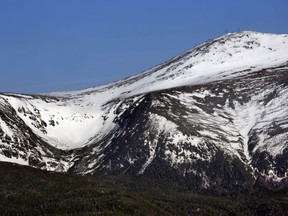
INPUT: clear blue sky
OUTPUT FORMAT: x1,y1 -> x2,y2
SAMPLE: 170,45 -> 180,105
0,0 -> 287,93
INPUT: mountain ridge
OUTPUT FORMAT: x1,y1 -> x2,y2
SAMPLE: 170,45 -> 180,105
1,31 -> 288,192
48,31 -> 288,98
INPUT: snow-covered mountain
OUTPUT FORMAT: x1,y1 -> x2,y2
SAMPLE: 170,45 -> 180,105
1,31 -> 288,191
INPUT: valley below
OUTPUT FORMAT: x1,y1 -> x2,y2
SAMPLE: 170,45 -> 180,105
0,162 -> 287,216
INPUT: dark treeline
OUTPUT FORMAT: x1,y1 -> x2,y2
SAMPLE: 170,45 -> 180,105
0,162 -> 287,216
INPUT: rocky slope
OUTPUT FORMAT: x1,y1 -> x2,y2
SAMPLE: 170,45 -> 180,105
1,31 -> 288,192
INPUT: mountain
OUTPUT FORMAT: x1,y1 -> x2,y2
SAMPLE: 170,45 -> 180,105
1,31 -> 288,192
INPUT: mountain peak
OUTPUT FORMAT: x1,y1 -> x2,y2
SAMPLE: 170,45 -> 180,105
53,31 -> 288,99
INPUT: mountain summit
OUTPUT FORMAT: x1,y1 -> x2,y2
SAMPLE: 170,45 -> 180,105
1,31 -> 288,192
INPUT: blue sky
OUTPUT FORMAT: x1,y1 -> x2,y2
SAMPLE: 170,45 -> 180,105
0,0 -> 287,93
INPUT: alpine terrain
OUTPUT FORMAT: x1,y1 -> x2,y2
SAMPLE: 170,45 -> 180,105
1,31 -> 288,192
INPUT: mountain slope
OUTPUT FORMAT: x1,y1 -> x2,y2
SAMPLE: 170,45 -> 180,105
1,31 -> 288,191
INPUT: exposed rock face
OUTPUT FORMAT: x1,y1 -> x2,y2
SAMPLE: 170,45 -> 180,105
1,31 -> 288,192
